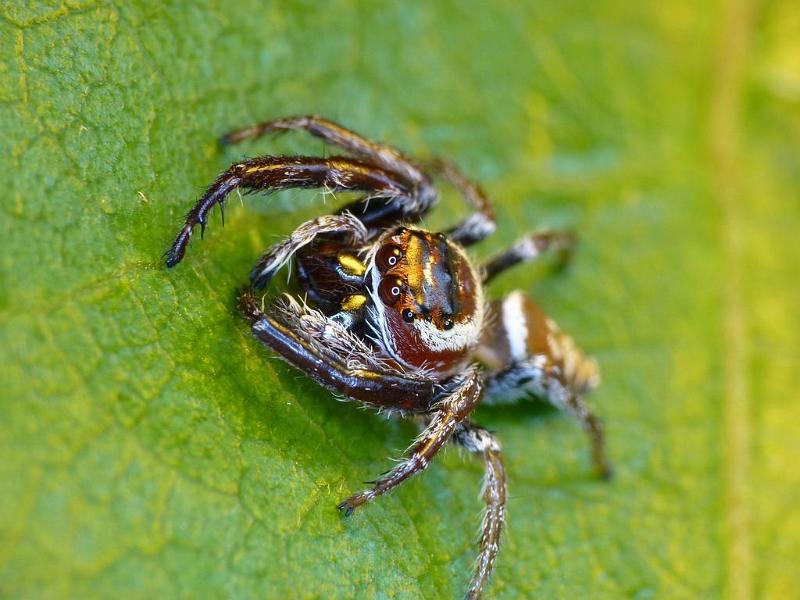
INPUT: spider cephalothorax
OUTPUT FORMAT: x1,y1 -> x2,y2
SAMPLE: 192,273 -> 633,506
166,116 -> 610,599
366,226 -> 484,375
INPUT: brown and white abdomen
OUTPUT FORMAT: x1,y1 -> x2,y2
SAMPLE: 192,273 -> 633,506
476,290 -> 600,400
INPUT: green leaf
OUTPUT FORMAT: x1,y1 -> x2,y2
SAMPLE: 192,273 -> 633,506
2,1 -> 798,598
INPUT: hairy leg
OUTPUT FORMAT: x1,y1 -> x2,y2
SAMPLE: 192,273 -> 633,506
165,156 -> 409,267
239,289 -> 439,413
453,421 -> 507,600
482,230 -> 575,283
483,359 -> 611,479
220,114 -> 434,198
337,365 -> 484,515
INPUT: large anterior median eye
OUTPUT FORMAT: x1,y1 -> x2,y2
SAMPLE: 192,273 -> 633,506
378,277 -> 404,306
376,244 -> 403,272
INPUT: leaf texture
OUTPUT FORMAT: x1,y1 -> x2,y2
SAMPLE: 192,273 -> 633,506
1,1 -> 798,598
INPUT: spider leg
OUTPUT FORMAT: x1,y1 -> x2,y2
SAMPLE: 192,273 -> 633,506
220,114 -> 431,191
249,213 -> 367,289
337,364 -> 484,515
482,230 -> 575,283
477,291 -> 611,478
239,288 -> 440,413
165,156 -> 410,267
428,158 -> 497,247
452,421 -> 507,600
220,115 -> 441,230
484,359 -> 611,479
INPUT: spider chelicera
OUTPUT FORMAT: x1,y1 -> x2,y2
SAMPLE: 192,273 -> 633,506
165,116 -> 611,599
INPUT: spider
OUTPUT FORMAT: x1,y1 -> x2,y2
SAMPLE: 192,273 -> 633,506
165,116 -> 611,599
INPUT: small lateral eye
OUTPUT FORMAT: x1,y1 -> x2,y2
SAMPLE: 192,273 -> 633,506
376,244 -> 403,272
378,277 -> 403,306
402,308 -> 415,323
443,318 -> 455,330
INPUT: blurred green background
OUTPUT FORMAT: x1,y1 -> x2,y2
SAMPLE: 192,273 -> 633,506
1,1 -> 798,598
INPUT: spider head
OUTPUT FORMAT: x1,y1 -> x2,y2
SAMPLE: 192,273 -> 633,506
367,226 -> 484,375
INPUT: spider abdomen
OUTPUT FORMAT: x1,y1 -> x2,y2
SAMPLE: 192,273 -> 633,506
477,290 -> 600,401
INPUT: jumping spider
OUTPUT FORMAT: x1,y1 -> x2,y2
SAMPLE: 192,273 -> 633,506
165,116 -> 611,599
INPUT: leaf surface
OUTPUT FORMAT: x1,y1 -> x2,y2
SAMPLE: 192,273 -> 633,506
1,1 -> 798,598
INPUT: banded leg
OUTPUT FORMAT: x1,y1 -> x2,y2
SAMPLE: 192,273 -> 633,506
428,158 -> 497,247
249,213 -> 367,288
239,289 -> 439,413
165,156 -> 409,267
482,230 -> 575,284
453,421 -> 507,600
220,114 -> 435,203
484,360 -> 611,479
337,365 -> 484,515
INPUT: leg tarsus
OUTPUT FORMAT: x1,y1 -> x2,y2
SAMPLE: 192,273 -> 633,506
571,396 -> 613,479
165,172 -> 241,267
337,500 -> 356,518
545,365 -> 612,480
338,454 -> 430,515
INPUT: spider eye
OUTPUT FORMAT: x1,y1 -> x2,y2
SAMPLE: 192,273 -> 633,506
443,318 -> 455,330
402,308 -> 415,323
378,277 -> 403,306
376,244 -> 403,272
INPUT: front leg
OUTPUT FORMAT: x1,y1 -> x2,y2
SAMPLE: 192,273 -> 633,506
165,155 -> 409,267
220,115 -> 443,230
220,114 -> 433,193
337,364 -> 484,515
239,289 -> 439,412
